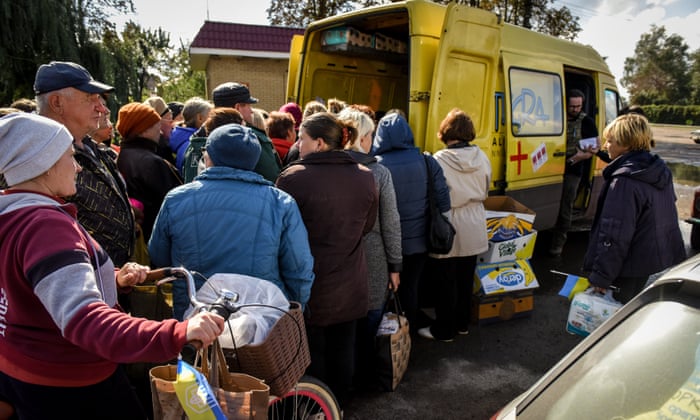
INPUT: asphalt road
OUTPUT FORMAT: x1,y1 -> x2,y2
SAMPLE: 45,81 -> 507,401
342,130 -> 699,420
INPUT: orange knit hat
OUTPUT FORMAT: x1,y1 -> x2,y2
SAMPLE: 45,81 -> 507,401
116,102 -> 161,140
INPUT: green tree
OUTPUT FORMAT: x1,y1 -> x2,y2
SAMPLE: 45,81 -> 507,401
158,42 -> 207,102
0,0 -> 133,105
443,0 -> 581,40
266,0 -> 580,40
266,0 -> 361,27
622,25 -> 691,105
690,49 -> 700,105
100,21 -> 171,104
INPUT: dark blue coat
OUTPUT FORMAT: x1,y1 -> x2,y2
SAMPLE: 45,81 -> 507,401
583,151 -> 686,289
371,113 -> 451,255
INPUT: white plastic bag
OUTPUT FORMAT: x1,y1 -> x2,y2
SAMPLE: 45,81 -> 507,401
376,312 -> 400,336
184,273 -> 290,348
566,287 -> 622,337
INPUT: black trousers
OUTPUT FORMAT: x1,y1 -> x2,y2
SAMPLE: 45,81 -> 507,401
305,319 -> 357,406
0,366 -> 147,420
430,255 -> 477,340
398,252 -> 428,333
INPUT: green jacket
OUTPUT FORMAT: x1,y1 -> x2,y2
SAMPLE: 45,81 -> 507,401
250,126 -> 282,182
182,127 -> 282,183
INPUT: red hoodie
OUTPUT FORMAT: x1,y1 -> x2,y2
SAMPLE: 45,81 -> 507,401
0,191 -> 188,386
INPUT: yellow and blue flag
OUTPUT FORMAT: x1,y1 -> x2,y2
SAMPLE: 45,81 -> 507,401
557,273 -> 590,300
173,359 -> 226,420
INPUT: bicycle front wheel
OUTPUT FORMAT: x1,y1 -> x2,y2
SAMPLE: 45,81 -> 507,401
267,375 -> 341,420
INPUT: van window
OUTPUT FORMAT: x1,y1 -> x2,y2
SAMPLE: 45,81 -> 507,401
604,89 -> 619,125
509,68 -> 563,137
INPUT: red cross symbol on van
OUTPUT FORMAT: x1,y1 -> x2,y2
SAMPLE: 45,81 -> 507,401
509,141 -> 528,175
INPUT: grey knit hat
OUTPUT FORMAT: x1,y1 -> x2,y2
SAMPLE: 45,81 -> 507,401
0,113 -> 73,186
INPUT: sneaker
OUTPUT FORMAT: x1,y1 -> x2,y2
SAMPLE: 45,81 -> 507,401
417,327 -> 454,342
457,328 -> 470,335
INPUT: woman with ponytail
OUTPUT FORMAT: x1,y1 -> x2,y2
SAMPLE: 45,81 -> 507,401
276,111 -> 378,406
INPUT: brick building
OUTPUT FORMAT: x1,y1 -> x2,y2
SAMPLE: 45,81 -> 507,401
189,22 -> 304,112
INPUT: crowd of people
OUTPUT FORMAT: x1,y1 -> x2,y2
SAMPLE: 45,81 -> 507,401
0,60 -> 688,419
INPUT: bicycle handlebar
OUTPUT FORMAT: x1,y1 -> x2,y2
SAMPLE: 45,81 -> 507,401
147,267 -> 241,319
144,267 -> 172,283
147,267 -> 241,355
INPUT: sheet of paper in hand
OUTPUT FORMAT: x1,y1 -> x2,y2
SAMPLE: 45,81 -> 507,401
578,137 -> 598,149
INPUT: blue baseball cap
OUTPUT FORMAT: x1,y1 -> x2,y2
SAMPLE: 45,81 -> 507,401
34,61 -> 114,95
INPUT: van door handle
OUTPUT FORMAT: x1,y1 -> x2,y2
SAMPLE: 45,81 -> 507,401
553,151 -> 566,157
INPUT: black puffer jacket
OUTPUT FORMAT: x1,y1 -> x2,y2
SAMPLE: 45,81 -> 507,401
583,151 -> 686,288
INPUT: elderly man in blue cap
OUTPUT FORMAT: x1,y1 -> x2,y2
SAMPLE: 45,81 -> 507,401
148,123 -> 315,321
35,61 -> 135,268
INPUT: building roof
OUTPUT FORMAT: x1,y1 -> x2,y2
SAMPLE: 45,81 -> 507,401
189,21 -> 305,69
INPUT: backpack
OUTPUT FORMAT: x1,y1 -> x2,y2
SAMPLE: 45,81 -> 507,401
182,136 -> 207,183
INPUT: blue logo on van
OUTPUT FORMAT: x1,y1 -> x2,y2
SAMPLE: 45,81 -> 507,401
498,271 -> 524,286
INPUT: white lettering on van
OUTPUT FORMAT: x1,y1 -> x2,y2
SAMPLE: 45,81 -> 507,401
512,88 -> 550,128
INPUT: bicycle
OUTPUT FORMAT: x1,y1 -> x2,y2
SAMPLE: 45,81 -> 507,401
149,267 -> 342,420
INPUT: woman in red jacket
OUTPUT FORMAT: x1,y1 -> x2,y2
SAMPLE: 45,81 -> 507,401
0,113 -> 224,419
276,112 -> 378,406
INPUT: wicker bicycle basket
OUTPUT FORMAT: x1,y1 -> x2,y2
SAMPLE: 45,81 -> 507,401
224,301 -> 310,396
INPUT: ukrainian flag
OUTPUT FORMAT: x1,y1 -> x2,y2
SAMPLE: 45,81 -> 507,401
174,359 -> 226,420
558,274 -> 590,300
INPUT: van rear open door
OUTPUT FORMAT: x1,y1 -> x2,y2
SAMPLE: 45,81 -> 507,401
425,4 -> 501,158
286,34 -> 304,104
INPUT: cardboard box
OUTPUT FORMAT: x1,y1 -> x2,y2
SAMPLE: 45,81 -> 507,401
477,231 -> 537,263
373,33 -> 407,53
474,259 -> 539,295
484,196 -> 536,242
472,290 -> 533,325
321,26 -> 372,49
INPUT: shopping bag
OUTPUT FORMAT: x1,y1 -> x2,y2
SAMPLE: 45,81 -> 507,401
375,291 -> 411,391
149,340 -> 270,420
566,287 -> 623,337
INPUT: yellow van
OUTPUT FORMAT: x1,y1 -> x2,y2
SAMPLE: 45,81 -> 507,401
287,0 -> 621,230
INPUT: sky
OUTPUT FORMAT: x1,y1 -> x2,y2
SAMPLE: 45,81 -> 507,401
115,0 -> 700,100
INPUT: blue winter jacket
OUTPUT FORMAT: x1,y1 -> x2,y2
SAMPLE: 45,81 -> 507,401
371,113 -> 451,255
148,166 -> 315,320
170,126 -> 197,174
583,151 -> 686,289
